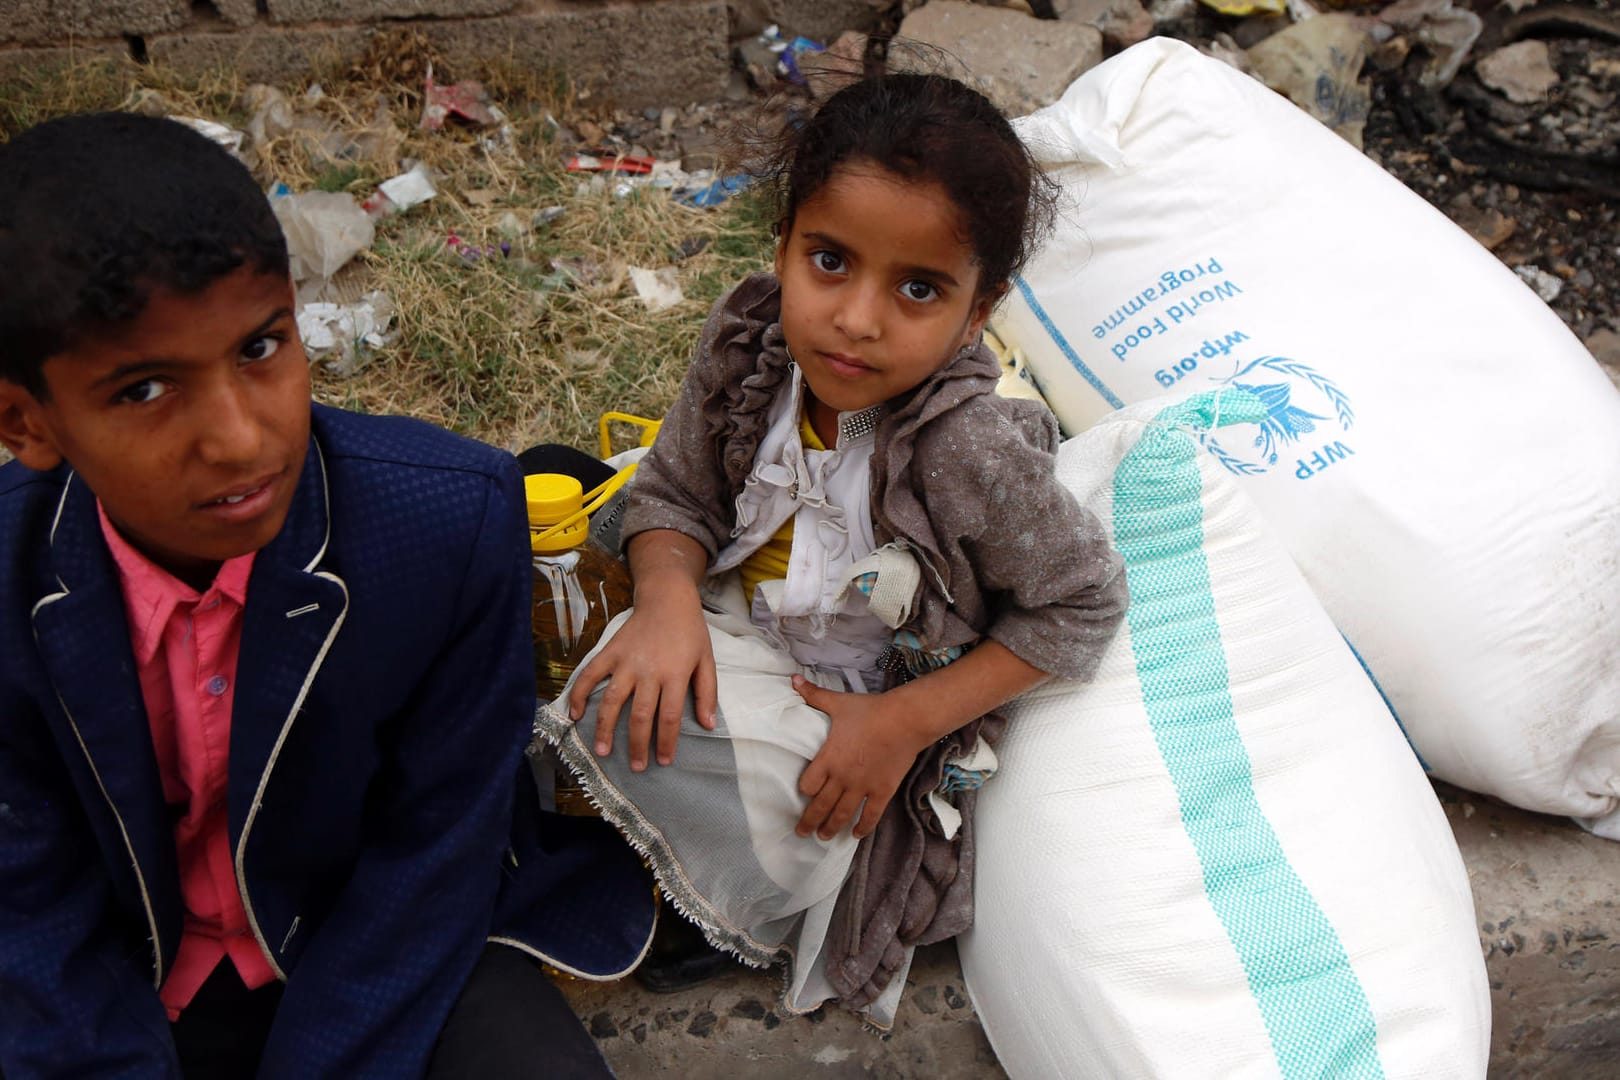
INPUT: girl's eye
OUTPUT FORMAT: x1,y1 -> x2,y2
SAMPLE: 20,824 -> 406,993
242,335 -> 282,362
812,251 -> 846,274
115,379 -> 170,405
901,280 -> 939,303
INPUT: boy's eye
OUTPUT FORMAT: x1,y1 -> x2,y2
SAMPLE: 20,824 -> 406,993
115,379 -> 171,405
242,336 -> 282,362
901,280 -> 939,302
812,251 -> 846,274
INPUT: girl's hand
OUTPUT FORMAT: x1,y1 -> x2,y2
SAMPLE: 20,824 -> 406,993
790,675 -> 931,841
566,530 -> 718,771
791,641 -> 1051,841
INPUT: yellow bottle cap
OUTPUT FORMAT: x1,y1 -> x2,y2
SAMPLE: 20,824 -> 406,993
524,473 -> 589,553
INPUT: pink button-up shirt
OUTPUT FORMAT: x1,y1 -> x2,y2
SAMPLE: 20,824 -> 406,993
99,506 -> 276,1021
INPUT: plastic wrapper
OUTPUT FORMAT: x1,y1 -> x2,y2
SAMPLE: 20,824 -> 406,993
270,190 -> 375,283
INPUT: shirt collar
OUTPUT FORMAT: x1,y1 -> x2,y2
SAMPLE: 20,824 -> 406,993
97,502 -> 256,665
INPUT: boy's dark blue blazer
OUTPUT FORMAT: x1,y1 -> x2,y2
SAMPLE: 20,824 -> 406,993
0,404 -> 655,1078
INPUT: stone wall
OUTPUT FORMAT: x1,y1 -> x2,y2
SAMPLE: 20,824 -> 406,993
0,0 -> 882,108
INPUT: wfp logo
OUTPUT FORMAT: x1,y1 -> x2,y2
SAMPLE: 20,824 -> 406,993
1200,357 -> 1357,480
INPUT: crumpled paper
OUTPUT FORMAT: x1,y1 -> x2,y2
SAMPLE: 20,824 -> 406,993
628,266 -> 683,313
297,291 -> 395,376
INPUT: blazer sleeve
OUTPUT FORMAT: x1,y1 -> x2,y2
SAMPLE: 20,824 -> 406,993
0,701 -> 182,1078
256,456 -> 534,1080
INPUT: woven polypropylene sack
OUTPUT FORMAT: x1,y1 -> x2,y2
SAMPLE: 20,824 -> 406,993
996,38 -> 1620,834
959,393 -> 1489,1079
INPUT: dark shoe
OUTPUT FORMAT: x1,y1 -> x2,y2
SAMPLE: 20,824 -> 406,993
634,899 -> 738,994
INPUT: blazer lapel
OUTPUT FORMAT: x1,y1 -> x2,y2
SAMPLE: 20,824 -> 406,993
230,436 -> 348,846
29,472 -> 178,987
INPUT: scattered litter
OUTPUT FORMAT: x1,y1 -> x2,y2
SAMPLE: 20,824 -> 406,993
629,266 -> 683,312
1203,33 -> 1254,75
533,206 -> 567,228
1377,0 -> 1483,90
445,233 -> 512,265
271,190 -> 375,283
242,84 -> 296,150
673,236 -> 711,261
1514,265 -> 1564,303
566,153 -> 656,174
1247,13 -> 1372,147
361,161 -> 437,218
676,172 -> 750,209
550,256 -> 603,287
778,35 -> 827,84
420,67 -> 501,130
171,116 -> 246,157
297,292 -> 395,376
1476,41 -> 1560,104
1197,0 -> 1283,15
497,212 -> 527,240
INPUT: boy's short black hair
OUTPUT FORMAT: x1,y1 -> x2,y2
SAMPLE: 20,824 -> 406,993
0,111 -> 289,398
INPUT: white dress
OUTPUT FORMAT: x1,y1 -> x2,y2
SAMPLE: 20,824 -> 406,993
537,365 -> 918,1027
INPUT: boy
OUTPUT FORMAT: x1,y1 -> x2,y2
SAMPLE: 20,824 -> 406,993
0,113 -> 654,1078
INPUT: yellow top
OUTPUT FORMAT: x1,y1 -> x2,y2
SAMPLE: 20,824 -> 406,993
525,473 -> 590,553
737,412 -> 825,599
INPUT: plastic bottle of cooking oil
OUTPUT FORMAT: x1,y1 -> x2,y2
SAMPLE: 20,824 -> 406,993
527,472 -> 633,815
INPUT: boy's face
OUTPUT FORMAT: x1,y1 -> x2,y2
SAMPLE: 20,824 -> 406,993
0,267 -> 311,586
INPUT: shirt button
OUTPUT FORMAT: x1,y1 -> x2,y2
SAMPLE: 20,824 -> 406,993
206,675 -> 229,696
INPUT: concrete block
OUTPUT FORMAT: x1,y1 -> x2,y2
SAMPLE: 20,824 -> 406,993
265,0 -> 521,25
0,0 -> 190,46
203,0 -> 263,29
1056,0 -> 1154,51
1437,784 -> 1620,1079
775,0 -> 885,44
419,1 -> 729,110
897,0 -> 1102,117
0,43 -> 131,85
145,25 -> 374,85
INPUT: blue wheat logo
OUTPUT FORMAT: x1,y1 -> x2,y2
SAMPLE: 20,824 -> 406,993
1200,357 -> 1355,477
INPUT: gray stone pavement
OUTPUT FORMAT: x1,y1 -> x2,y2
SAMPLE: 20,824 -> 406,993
560,780 -> 1620,1078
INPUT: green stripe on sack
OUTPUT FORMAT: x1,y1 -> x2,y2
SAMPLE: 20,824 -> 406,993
1112,391 -> 1385,1079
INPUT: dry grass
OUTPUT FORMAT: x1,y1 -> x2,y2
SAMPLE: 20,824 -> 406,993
0,36 -> 777,454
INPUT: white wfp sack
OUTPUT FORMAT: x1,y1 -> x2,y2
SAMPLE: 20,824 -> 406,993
959,394 -> 1489,1080
998,38 -> 1620,833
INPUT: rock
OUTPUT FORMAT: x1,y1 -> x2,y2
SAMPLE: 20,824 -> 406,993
1476,40 -> 1560,104
686,1010 -> 718,1037
1513,264 -> 1564,304
1450,204 -> 1517,250
1586,328 -> 1620,391
797,29 -> 868,102
729,997 -> 768,1020
589,1012 -> 618,1038
1055,0 -> 1154,50
1148,0 -> 1197,24
897,0 -> 1104,116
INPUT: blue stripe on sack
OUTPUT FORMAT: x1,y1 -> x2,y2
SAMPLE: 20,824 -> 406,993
1339,633 -> 1430,773
1012,276 -> 1125,409
1113,392 -> 1385,1080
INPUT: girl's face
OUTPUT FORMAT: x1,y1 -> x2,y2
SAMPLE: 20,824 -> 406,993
775,162 -> 996,446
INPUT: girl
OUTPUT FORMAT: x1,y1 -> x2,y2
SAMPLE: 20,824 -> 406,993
542,73 -> 1128,1027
